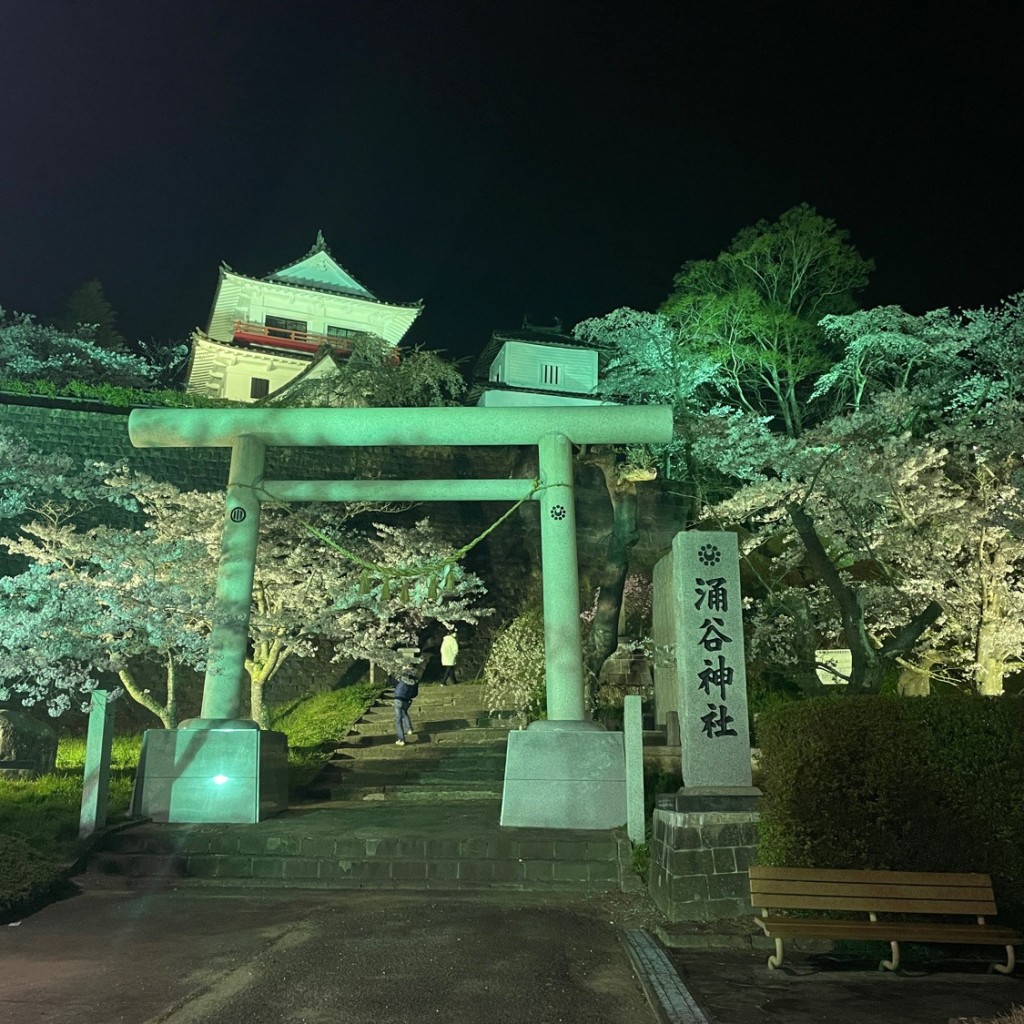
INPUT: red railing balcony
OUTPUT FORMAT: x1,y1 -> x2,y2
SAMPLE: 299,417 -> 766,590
231,321 -> 355,356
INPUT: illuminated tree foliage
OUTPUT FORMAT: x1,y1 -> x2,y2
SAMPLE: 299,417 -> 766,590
0,426 -> 491,724
814,292 -> 1024,418
663,203 -> 873,437
126,478 -> 491,727
0,439 -> 210,723
0,535 -> 210,725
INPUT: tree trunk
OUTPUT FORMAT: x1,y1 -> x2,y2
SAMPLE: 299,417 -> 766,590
582,451 -> 642,694
164,652 -> 177,728
246,640 -> 290,729
787,503 -> 941,694
116,666 -> 174,729
974,543 -> 1007,696
975,593 -> 1007,695
778,590 -> 828,695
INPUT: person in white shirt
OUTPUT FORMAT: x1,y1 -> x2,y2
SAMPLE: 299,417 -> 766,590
440,630 -> 459,686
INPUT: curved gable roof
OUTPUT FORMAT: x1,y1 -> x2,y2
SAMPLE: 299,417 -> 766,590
263,231 -> 376,299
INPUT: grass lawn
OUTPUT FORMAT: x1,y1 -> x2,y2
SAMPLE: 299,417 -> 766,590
0,682 -> 380,920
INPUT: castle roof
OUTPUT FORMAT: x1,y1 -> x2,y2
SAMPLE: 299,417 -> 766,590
262,230 -> 377,299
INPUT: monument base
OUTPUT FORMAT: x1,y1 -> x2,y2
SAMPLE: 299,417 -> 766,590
657,785 -> 762,813
500,723 -> 626,830
649,788 -> 761,922
132,727 -> 288,824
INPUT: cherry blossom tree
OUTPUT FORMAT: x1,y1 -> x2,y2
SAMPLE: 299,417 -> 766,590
128,478 -> 492,726
813,292 -> 1024,419
706,389 -> 1024,695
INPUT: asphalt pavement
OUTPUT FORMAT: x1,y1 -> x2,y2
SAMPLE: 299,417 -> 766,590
0,887 -> 658,1024
2,885 -> 1022,1024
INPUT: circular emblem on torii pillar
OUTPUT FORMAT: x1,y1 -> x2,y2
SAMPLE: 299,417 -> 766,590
549,504 -> 567,521
229,507 -> 247,523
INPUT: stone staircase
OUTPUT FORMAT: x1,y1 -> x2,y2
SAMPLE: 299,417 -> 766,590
311,683 -> 513,803
79,684 -> 638,893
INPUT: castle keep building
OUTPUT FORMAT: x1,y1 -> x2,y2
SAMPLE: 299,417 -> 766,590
185,233 -> 421,402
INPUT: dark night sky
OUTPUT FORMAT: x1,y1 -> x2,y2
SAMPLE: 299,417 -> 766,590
1,1 -> 1021,365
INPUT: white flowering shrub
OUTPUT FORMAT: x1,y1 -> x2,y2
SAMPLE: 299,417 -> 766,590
0,310 -> 173,389
482,609 -> 546,723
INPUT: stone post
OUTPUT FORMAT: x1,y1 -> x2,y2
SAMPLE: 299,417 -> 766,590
79,689 -> 116,837
193,434 -> 265,727
536,431 -> 585,721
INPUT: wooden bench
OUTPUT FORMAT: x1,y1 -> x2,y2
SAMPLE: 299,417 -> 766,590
749,865 -> 1021,973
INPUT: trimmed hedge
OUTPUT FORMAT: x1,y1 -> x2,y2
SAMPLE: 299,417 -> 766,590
757,694 -> 1024,925
0,835 -> 66,919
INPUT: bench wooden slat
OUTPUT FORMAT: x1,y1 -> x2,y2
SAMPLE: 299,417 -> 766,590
748,866 -> 992,887
756,918 -> 1021,944
751,880 -> 995,903
755,894 -> 997,915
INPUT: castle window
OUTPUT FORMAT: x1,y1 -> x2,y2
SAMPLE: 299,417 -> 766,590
265,315 -> 307,339
250,377 -> 270,399
541,363 -> 561,386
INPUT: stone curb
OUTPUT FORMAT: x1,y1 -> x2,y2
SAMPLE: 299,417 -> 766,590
621,928 -> 712,1024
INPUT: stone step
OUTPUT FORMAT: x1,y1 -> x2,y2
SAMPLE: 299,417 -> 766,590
331,742 -> 508,760
345,717 -> 510,738
79,802 -> 629,893
319,733 -> 508,801
321,765 -> 505,786
338,728 -> 512,751
337,782 -> 506,802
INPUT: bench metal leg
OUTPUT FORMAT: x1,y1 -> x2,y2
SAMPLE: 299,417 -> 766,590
879,942 -> 900,972
767,938 -> 784,970
991,946 -> 1015,975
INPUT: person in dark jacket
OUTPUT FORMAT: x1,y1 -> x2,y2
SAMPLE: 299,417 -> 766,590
391,672 -> 419,746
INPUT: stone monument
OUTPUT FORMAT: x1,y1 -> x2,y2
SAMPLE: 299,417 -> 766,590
649,530 -> 761,922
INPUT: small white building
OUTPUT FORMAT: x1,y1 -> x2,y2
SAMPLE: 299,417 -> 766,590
185,232 -> 421,402
472,321 -> 606,407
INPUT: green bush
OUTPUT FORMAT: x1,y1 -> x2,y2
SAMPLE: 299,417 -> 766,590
481,608 -> 547,723
756,694 -> 1024,923
0,835 -> 67,918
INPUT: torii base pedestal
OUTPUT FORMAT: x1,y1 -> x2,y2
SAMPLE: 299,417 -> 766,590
131,727 -> 288,824
500,722 -> 626,830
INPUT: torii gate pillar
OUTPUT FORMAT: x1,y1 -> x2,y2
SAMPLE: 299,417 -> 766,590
126,406 -> 672,826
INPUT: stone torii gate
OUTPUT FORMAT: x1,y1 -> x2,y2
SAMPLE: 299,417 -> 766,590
127,405 -> 672,826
